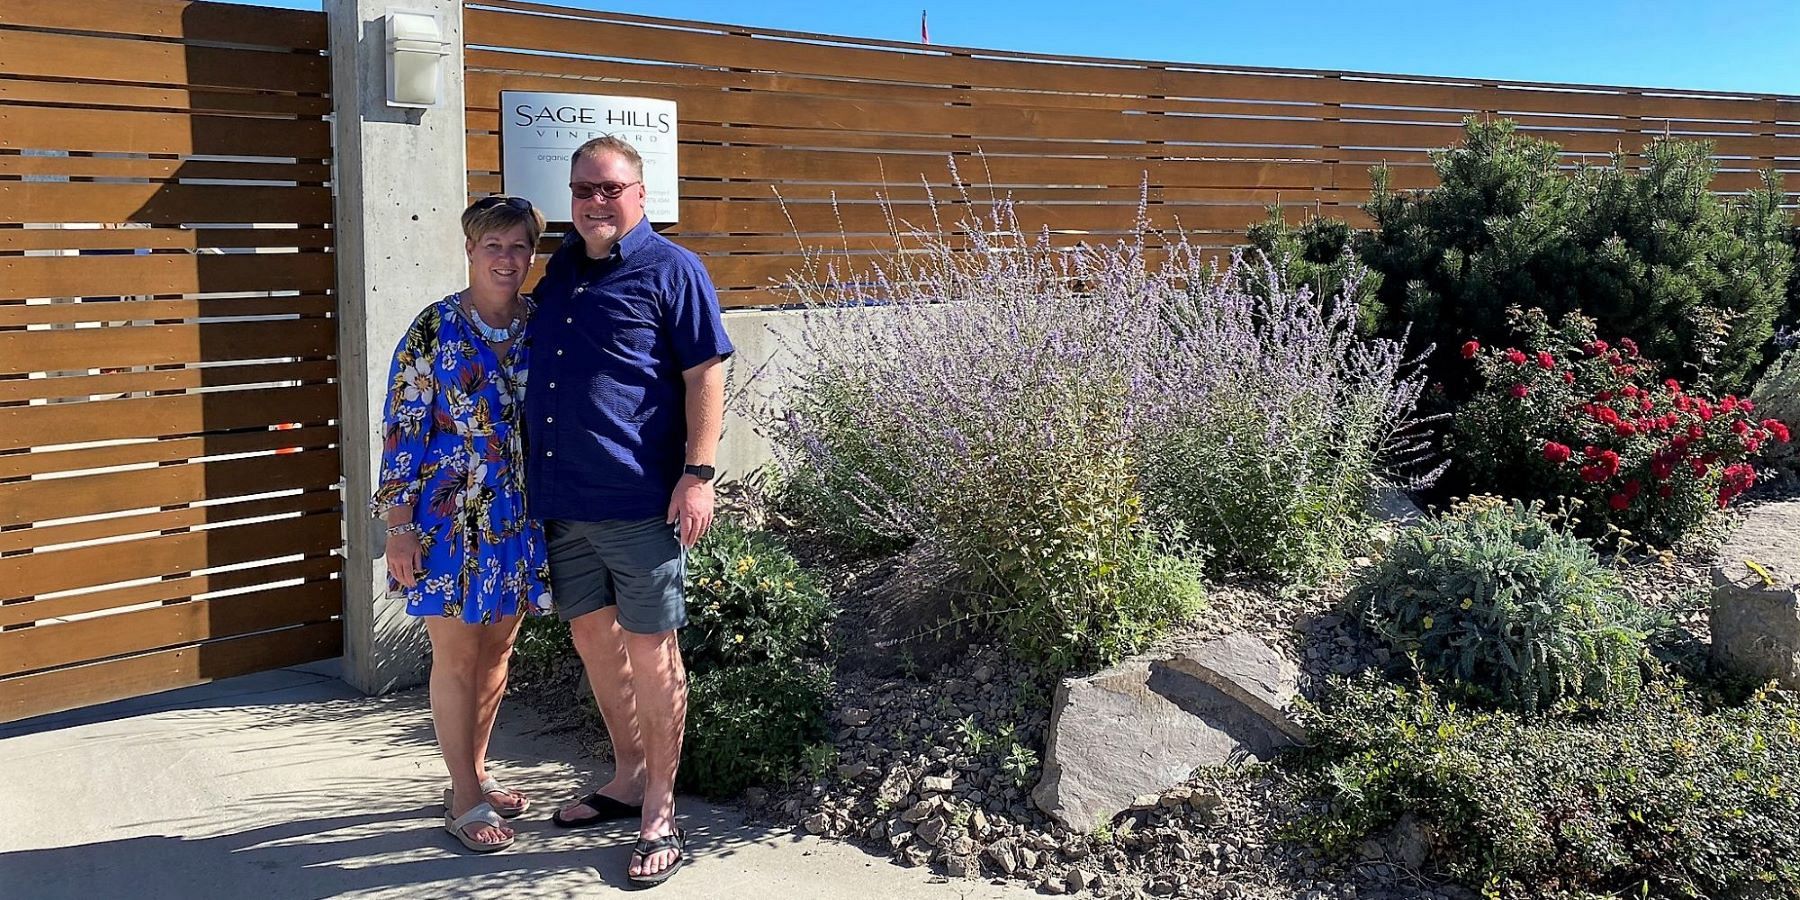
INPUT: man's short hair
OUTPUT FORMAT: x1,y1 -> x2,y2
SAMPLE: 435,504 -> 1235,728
461,195 -> 546,246
571,135 -> 645,181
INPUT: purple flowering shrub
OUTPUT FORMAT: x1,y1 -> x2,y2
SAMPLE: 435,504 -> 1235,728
767,185 -> 1430,668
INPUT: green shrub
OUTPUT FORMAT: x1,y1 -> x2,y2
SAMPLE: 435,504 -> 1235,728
1244,210 -> 1382,335
1451,308 -> 1783,545
680,661 -> 833,800
509,517 -> 836,799
1356,118 -> 1792,396
1750,347 -> 1800,474
1291,675 -> 1800,899
681,517 -> 834,672
1350,497 -> 1650,716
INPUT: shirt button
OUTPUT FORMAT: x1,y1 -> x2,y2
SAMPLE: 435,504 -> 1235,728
545,451 -> 554,458
556,349 -> 564,356
546,416 -> 554,423
548,382 -> 555,389
565,317 -> 573,324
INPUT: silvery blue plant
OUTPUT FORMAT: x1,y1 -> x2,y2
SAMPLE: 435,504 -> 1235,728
763,174 -> 1433,667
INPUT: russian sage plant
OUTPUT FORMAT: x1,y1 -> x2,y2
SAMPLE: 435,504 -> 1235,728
765,179 -> 1430,668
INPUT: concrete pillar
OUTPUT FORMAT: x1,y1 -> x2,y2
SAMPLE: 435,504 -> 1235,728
329,0 -> 467,693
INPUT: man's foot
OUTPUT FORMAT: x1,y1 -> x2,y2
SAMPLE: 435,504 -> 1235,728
628,826 -> 686,885
552,783 -> 644,828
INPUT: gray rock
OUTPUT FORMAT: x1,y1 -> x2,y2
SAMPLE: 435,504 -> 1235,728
901,800 -> 935,823
802,811 -> 830,835
916,815 -> 949,846
840,707 -> 873,727
1710,500 -> 1800,688
985,838 -> 1019,875
1366,483 -> 1426,527
921,775 -> 955,793
1031,634 -> 1301,831
1066,867 -> 1096,892
945,855 -> 972,878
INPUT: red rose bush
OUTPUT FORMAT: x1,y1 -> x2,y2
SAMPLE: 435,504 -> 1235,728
1451,309 -> 1788,544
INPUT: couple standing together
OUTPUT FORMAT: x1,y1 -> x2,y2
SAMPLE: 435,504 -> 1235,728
368,135 -> 731,886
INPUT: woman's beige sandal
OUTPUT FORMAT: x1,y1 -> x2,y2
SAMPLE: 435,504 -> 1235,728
442,778 -> 529,819
443,801 -> 514,853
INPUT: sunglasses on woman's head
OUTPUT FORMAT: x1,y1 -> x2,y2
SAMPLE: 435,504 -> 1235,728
568,180 -> 640,200
472,195 -> 533,212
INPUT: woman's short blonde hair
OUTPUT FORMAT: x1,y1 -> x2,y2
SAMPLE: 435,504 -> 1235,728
461,195 -> 546,246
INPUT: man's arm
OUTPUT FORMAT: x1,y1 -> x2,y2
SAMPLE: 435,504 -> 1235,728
666,355 -> 725,547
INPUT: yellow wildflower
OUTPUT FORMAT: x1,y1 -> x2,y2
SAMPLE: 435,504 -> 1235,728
1422,616 -> 1435,630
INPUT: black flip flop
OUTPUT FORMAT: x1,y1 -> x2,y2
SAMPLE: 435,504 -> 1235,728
551,791 -> 643,828
628,827 -> 687,888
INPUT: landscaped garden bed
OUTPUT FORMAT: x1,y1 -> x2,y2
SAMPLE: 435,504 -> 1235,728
512,119 -> 1800,900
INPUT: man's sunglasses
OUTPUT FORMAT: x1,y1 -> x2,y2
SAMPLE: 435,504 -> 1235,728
471,195 -> 533,212
569,180 -> 641,200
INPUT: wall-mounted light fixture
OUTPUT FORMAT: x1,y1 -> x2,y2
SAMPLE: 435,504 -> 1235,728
386,9 -> 449,108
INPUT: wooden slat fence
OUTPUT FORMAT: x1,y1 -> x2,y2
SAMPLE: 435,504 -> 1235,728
464,0 -> 1800,305
0,0 -> 341,722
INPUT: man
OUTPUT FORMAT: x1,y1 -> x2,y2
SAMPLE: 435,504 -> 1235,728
526,135 -> 732,886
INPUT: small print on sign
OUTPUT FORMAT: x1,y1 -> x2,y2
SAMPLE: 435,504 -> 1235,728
500,91 -> 679,224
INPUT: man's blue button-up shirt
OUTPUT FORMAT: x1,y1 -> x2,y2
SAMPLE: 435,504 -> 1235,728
525,219 -> 734,522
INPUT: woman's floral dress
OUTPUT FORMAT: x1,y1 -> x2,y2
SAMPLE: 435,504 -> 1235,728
369,295 -> 552,623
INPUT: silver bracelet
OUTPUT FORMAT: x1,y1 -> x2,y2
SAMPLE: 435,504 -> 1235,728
386,521 -> 421,537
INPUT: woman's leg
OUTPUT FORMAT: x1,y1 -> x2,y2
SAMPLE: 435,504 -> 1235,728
470,614 -> 525,806
426,616 -> 512,845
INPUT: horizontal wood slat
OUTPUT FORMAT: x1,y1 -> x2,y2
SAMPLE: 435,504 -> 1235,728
0,359 -> 336,405
1,510 -> 340,599
0,251 -> 333,300
0,29 -> 328,93
0,448 -> 339,527
0,383 -> 339,450
0,182 -> 333,226
0,78 -> 331,118
0,579 -> 339,678
0,228 -> 333,254
0,619 -> 341,724
0,294 -> 334,327
0,104 -> 330,158
0,155 -> 330,184
0,0 -> 328,51
0,423 -> 336,481
0,554 -> 338,628
0,485 -> 339,553
0,318 -> 335,375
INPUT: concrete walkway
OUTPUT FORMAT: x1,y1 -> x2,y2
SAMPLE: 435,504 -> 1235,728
0,661 -> 1032,900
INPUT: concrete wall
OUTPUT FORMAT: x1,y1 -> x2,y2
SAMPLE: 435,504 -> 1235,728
330,0 -> 468,694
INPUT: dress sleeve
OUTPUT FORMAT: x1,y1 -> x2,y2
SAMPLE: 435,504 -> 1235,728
368,306 -> 441,519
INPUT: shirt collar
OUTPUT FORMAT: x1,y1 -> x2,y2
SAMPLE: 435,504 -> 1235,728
567,216 -> 652,266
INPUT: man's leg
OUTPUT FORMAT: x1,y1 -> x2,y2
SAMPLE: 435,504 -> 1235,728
566,606 -> 648,809
622,627 -> 687,878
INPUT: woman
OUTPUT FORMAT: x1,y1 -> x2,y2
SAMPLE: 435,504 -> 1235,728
370,195 -> 552,853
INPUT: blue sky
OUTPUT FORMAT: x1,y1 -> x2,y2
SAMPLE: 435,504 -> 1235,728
240,0 -> 1800,95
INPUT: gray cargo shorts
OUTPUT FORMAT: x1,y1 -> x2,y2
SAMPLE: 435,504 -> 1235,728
545,516 -> 687,634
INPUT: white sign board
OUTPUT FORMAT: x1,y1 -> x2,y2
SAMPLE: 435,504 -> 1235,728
500,92 -> 679,224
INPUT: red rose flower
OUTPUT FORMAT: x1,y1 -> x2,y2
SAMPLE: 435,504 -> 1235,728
1688,424 -> 1705,440
1609,493 -> 1631,511
1506,349 -> 1528,366
1461,340 -> 1479,359
1619,337 -> 1639,357
1584,445 -> 1602,460
1562,370 -> 1576,384
1596,390 -> 1614,402
1587,340 -> 1609,356
1536,351 -> 1555,369
1658,484 -> 1674,499
1615,422 -> 1637,437
1734,419 -> 1751,436
1542,442 -> 1572,463
1510,383 -> 1529,399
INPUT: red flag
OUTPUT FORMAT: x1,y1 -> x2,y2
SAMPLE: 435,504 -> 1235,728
920,9 -> 929,44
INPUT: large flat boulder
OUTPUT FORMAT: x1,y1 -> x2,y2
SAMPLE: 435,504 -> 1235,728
1031,633 -> 1300,832
1710,499 -> 1800,689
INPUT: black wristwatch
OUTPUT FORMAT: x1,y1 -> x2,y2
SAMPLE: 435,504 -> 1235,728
683,464 -> 716,483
